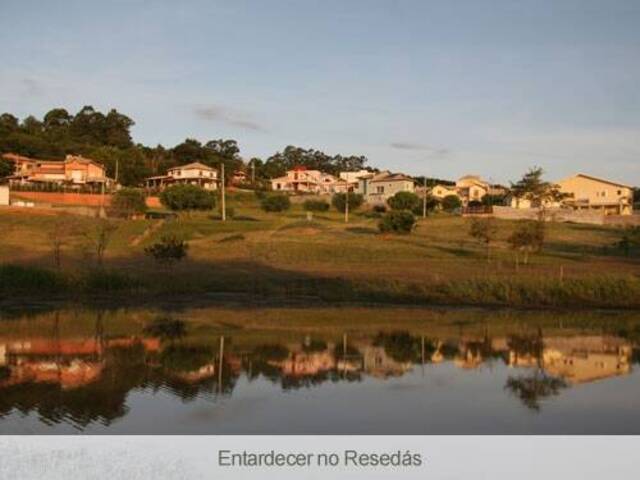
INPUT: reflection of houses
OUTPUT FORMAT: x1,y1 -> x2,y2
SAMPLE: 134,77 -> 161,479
269,351 -> 336,376
360,346 -> 412,378
539,336 -> 631,384
356,171 -> 415,204
144,162 -> 218,191
0,336 -> 160,390
0,337 -> 105,390
3,153 -> 113,190
169,364 -> 216,383
270,167 -> 338,194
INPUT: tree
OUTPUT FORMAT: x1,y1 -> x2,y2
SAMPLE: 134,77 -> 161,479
441,195 -> 462,212
111,188 -> 147,218
0,158 -> 14,178
469,217 -> 498,262
331,192 -> 364,213
144,235 -> 189,265
378,211 -> 417,234
508,220 -> 546,265
83,219 -> 118,267
481,194 -> 507,206
510,167 -> 567,216
387,191 -> 421,211
50,216 -> 77,270
159,184 -> 216,211
261,194 -> 291,212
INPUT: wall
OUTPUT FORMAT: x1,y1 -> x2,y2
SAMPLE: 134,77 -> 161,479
0,185 -> 9,206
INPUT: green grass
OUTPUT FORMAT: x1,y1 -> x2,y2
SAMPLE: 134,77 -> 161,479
0,193 -> 638,308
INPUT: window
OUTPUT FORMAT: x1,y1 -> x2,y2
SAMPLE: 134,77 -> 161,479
617,189 -> 622,195
376,186 -> 384,194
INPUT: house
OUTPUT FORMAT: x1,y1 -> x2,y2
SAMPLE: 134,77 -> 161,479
356,170 -> 415,203
270,167 -> 338,194
557,173 -> 633,216
144,162 -> 218,191
2,153 -> 112,189
510,173 -> 634,215
431,175 -> 507,206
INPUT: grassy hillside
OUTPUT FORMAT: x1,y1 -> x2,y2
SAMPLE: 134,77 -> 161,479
0,191 -> 639,308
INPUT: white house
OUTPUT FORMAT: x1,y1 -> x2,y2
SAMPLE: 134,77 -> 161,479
144,162 -> 218,191
270,167 -> 338,194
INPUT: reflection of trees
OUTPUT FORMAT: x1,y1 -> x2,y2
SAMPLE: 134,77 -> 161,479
373,331 -> 435,363
504,329 -> 567,411
505,372 -> 567,411
143,317 -> 186,341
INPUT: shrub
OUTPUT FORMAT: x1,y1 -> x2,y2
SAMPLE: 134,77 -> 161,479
387,191 -> 420,211
468,200 -> 483,208
261,194 -> 291,212
159,184 -> 216,211
441,195 -> 462,212
411,197 -> 439,216
111,188 -> 147,218
331,192 -> 364,213
145,235 -> 189,264
303,199 -> 330,212
372,204 -> 387,213
378,211 -> 416,234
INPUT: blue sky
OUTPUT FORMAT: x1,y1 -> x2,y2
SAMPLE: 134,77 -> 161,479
1,0 -> 639,184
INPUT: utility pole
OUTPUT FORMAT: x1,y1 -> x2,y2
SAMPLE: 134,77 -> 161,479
220,162 -> 226,221
114,157 -> 119,188
422,176 -> 428,218
344,179 -> 349,223
251,159 -> 255,184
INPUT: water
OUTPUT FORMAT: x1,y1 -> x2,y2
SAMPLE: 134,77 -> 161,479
1,306 -> 639,434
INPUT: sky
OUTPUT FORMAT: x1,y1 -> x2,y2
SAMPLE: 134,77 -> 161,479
1,0 -> 639,185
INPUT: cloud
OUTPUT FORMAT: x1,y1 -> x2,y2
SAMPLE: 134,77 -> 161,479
193,104 -> 265,131
390,142 -> 449,156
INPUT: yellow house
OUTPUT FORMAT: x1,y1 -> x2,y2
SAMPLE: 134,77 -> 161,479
557,173 -> 633,216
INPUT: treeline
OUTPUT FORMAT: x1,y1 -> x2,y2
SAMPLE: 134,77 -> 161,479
0,107 -> 377,186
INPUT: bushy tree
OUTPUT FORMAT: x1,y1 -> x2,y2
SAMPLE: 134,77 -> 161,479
510,167 -> 567,213
159,184 -> 216,211
303,199 -> 330,212
331,192 -> 364,213
441,194 -> 462,212
508,220 -> 546,264
469,217 -> 498,261
261,194 -> 291,212
111,188 -> 147,218
387,191 -> 421,211
378,211 -> 416,234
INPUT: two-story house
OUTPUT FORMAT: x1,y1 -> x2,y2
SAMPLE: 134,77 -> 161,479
270,167 -> 338,194
356,171 -> 415,203
145,162 -> 218,191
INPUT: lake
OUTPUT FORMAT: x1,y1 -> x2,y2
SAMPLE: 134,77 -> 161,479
1,305 -> 639,434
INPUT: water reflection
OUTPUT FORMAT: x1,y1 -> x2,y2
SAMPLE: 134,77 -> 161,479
0,308 -> 639,433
